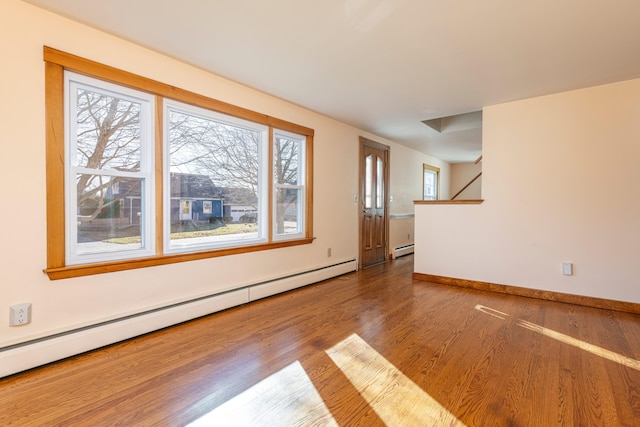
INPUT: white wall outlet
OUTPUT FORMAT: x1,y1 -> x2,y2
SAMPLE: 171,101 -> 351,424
562,262 -> 573,276
327,248 -> 332,257
10,303 -> 32,326
353,194 -> 358,202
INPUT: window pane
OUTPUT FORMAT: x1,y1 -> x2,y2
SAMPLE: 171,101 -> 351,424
273,131 -> 305,239
275,187 -> 301,235
74,88 -> 142,171
167,107 -> 263,249
365,155 -> 373,209
423,169 -> 437,200
376,156 -> 383,209
75,175 -> 143,255
274,136 -> 299,185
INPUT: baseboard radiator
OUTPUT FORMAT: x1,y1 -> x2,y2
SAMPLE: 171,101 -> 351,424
0,259 -> 357,378
392,244 -> 414,259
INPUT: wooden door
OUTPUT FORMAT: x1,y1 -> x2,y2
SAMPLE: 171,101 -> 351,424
359,137 -> 389,267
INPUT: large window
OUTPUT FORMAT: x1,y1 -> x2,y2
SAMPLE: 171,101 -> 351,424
44,48 -> 313,279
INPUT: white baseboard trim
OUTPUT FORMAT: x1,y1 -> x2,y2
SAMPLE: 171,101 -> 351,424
392,244 -> 414,259
249,259 -> 357,301
0,259 -> 357,378
0,290 -> 248,378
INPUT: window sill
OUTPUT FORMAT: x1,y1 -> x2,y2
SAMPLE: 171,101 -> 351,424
44,237 -> 315,280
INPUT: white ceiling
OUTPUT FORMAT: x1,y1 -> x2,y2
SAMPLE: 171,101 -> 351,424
23,0 -> 640,163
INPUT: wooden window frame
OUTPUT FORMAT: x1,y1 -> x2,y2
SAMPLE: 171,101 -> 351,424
44,47 -> 314,280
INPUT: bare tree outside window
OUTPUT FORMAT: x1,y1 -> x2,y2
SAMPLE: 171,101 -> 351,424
75,89 -> 142,222
72,93 -> 305,253
70,85 -> 153,259
165,105 -> 305,247
168,111 -> 260,193
166,107 -> 263,247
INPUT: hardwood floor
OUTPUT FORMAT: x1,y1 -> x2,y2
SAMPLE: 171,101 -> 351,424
2,255 -> 640,426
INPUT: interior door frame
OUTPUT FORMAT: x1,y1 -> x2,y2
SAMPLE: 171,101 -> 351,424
358,136 -> 390,268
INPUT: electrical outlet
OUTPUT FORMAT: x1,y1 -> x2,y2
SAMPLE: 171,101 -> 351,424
10,303 -> 31,326
327,248 -> 332,257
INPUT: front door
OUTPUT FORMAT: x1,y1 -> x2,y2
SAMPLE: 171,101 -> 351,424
359,137 -> 389,267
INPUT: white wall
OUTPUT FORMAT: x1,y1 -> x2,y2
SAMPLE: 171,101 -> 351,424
390,148 -> 450,213
415,78 -> 640,304
0,0 -> 441,358
388,149 -> 449,252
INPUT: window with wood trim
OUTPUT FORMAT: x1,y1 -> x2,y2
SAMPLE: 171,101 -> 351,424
44,47 -> 314,279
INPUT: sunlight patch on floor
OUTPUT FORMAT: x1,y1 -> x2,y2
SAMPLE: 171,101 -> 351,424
186,361 -> 338,427
475,304 -> 640,371
517,319 -> 640,371
326,334 -> 467,426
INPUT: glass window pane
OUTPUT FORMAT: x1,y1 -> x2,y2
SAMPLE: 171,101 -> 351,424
274,136 -> 299,185
167,108 -> 262,248
376,156 -> 383,209
74,88 -> 142,171
275,187 -> 301,235
365,154 -> 373,209
423,169 -> 437,200
75,174 -> 143,255
273,131 -> 305,240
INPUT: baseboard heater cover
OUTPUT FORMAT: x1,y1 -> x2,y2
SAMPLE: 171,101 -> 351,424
392,244 -> 414,259
249,259 -> 357,301
0,259 -> 357,378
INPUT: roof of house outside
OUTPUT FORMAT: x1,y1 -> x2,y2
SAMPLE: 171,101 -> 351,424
170,173 -> 257,205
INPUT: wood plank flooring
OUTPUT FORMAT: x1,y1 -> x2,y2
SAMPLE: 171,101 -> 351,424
1,255 -> 640,426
